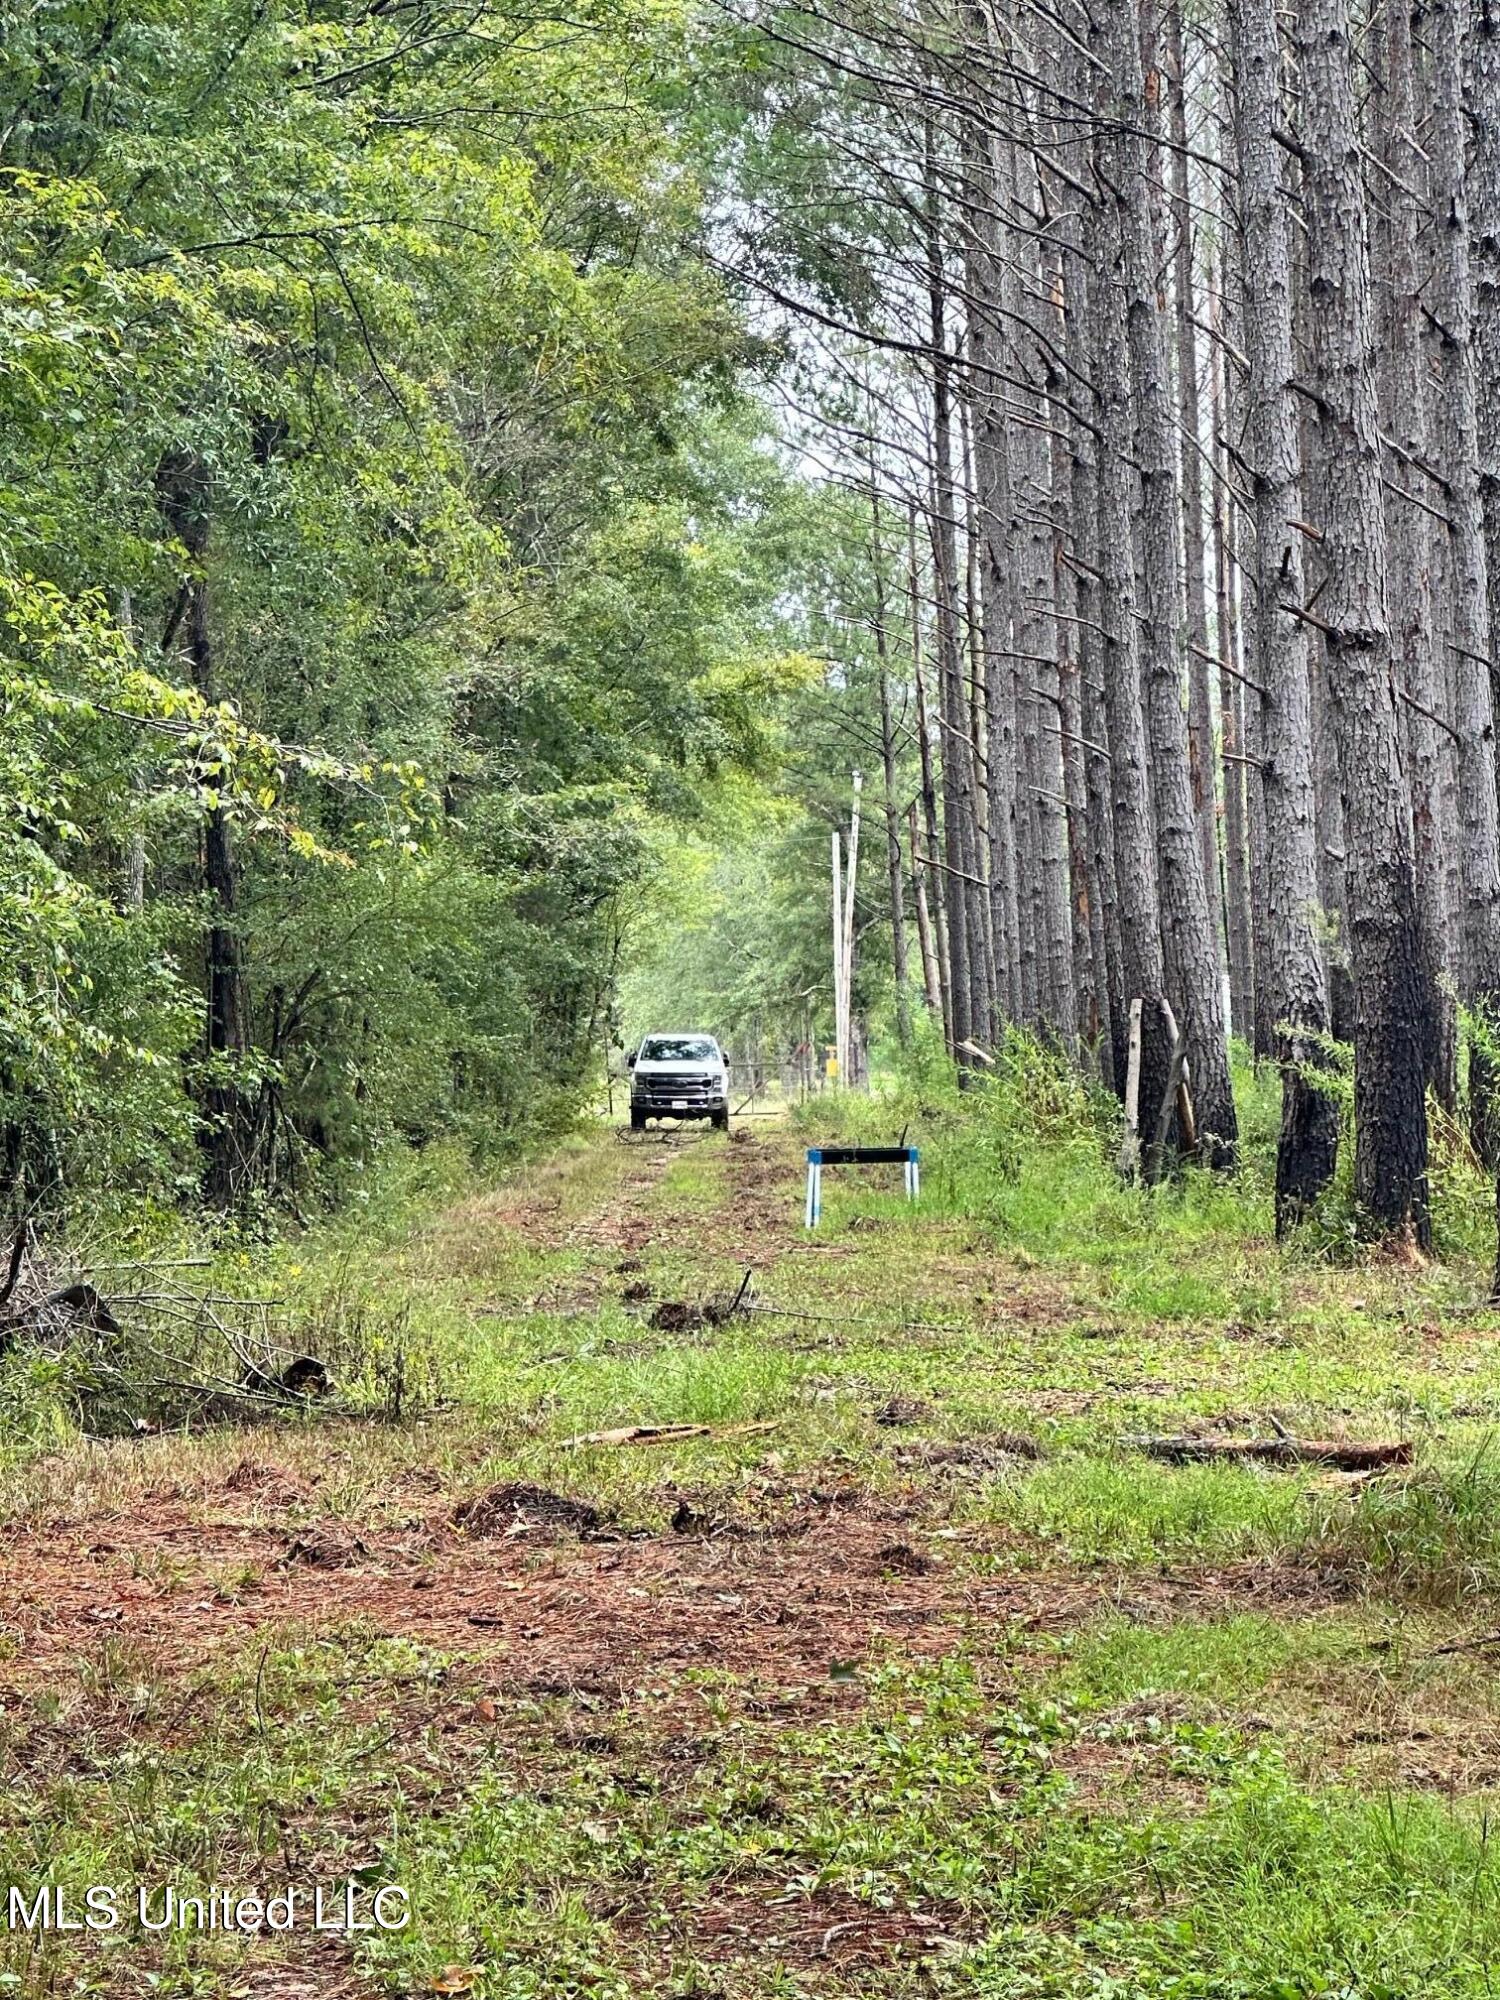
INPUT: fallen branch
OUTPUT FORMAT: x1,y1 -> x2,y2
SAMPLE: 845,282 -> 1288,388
561,1420 -> 780,1448
1127,1435 -> 1413,1471
1424,1630 -> 1500,1659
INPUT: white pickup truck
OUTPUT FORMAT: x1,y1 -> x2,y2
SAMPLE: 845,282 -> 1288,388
627,1033 -> 730,1131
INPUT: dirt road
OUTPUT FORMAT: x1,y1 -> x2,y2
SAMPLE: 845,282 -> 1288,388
4,1121 -> 1497,1998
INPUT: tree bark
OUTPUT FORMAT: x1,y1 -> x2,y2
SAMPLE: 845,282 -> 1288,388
1105,0 -> 1237,1166
870,492 -> 913,1050
1376,0 -> 1457,1106
1090,41 -> 1176,1173
1007,136 -> 1075,1050
962,69 -> 1023,1028
909,506 -> 951,1040
1475,0 -> 1500,735
1063,164 -> 1121,1088
1297,0 -> 1431,1246
909,802 -> 945,1024
1164,0 -> 1226,982
924,118 -> 987,1063
1227,0 -> 1340,1228
1431,0 -> 1500,1164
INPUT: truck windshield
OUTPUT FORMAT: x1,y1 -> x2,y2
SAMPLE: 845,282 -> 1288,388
639,1036 -> 717,1062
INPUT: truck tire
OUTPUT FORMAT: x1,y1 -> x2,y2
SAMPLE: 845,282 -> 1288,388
711,1110 -> 729,1132
630,1109 -> 646,1131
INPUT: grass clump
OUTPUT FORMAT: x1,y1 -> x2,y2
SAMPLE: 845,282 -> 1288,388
1316,1443 -> 1500,1604
994,1455 -> 1317,1568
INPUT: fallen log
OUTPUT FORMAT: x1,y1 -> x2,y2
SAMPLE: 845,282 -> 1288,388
1128,1435 -> 1413,1472
561,1419 -> 779,1448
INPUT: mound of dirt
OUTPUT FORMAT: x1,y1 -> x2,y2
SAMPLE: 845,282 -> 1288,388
873,1395 -> 931,1428
876,1540 -> 936,1576
223,1457 -> 307,1503
451,1482 -> 604,1541
649,1300 -> 703,1332
648,1275 -> 752,1333
279,1526 -> 368,1569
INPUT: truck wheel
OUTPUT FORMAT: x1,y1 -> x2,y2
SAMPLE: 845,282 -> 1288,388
711,1110 -> 729,1132
630,1109 -> 646,1131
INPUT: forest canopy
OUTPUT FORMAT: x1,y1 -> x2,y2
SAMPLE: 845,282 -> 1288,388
7,0 -> 1500,1268
0,0 -> 825,1220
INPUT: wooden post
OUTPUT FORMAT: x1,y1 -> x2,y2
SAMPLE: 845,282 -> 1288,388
842,771 -> 862,1083
1148,998 -> 1191,1183
1118,996 -> 1144,1180
832,828 -> 845,1087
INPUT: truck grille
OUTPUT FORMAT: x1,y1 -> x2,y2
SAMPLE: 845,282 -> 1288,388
635,1070 -> 714,1101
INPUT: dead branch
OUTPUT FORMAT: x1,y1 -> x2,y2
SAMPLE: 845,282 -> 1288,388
1127,1435 -> 1413,1471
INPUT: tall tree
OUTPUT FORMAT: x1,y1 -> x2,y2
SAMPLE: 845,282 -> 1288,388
1091,64 -> 1176,1174
1164,0 -> 1227,982
1227,0 -> 1339,1228
1476,0 -> 1500,689
1104,0 -> 1238,1165
1429,0 -> 1500,1163
1376,0 -> 1456,1103
1297,0 -> 1432,1244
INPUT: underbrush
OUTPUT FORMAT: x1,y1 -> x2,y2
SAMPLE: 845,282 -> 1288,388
0,1625 -> 447,1994
957,1443 -> 1500,1609
0,1140 -> 489,1464
803,1030 -> 1280,1252
804,1027 -> 1497,1299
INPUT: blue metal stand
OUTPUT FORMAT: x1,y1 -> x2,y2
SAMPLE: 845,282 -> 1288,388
804,1146 -> 920,1228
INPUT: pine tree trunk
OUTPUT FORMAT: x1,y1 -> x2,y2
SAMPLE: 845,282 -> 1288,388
1217,555 -> 1256,1042
909,508 -> 951,1040
1430,0 -> 1500,1163
1064,171 -> 1121,1088
1227,0 -> 1340,1228
962,82 -> 1023,1028
1052,395 -> 1097,1060
1292,220 -> 1357,1045
1090,42 -> 1176,1173
909,804 -> 945,1024
1106,0 -> 1237,1166
961,412 -> 1000,1037
1376,0 -> 1457,1106
1164,0 -> 1226,980
1297,0 -> 1431,1246
871,495 -> 913,1050
1475,0 -> 1500,721
924,119 -> 988,1062
1008,137 -> 1075,1049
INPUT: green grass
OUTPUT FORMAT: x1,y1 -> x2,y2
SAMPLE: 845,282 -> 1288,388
9,1056 -> 1500,1995
367,1652 -> 1500,1999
